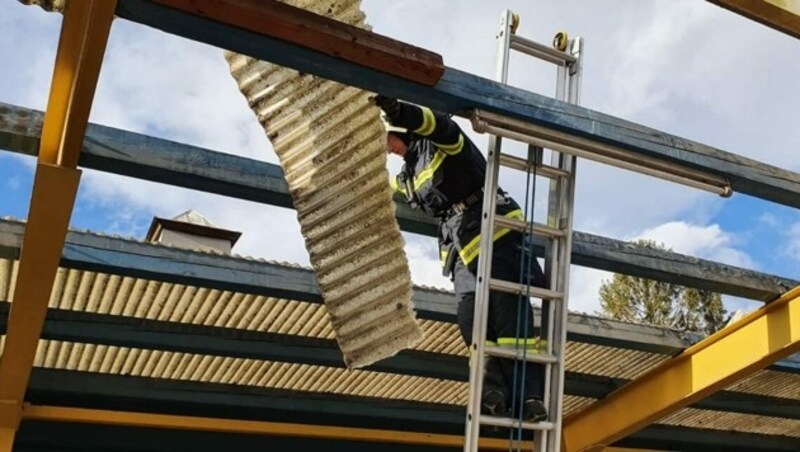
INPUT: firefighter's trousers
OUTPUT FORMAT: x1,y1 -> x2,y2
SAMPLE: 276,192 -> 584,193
453,235 -> 546,406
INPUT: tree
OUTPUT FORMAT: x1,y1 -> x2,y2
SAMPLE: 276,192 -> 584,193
599,240 -> 730,335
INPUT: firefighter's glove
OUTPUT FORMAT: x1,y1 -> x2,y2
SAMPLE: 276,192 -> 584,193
372,95 -> 402,120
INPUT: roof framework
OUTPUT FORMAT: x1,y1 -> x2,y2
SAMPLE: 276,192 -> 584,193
0,0 -> 798,451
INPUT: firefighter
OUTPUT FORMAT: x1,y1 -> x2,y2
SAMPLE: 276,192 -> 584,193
373,95 -> 548,422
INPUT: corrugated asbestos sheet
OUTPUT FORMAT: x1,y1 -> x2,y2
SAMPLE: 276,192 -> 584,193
33,339 -> 466,404
565,342 -> 668,380
1,255 -> 798,438
223,0 -> 421,369
17,0 -> 63,12
661,408 -> 800,437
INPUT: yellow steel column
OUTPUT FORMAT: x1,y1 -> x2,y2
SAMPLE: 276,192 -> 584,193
0,1 -> 116,449
0,430 -> 14,452
561,286 -> 800,451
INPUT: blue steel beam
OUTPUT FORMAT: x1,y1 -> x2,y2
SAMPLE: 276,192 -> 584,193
0,218 -> 702,353
112,0 -> 800,208
2,217 -> 799,370
0,103 -> 795,302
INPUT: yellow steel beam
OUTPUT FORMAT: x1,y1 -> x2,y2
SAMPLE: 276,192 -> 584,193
562,286 -> 800,452
22,405 -> 528,451
38,0 -> 117,167
0,430 -> 13,452
0,0 -> 116,449
709,0 -> 800,39
20,405 -> 660,451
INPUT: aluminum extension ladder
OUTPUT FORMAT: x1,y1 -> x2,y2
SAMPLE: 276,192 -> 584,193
464,10 -> 584,452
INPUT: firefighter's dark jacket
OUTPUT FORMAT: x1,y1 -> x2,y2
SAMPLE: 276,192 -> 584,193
387,103 -> 523,277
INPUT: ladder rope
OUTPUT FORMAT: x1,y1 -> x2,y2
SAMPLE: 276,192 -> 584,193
508,146 -> 539,448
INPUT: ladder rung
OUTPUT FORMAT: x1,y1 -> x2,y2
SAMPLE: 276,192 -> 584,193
484,346 -> 558,364
509,34 -> 576,66
499,153 -> 570,179
489,278 -> 563,300
479,415 -> 555,431
494,216 -> 565,239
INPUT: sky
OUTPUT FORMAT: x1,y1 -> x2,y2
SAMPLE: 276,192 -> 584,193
1,0 -> 799,318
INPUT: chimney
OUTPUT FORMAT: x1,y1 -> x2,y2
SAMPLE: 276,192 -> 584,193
145,209 -> 242,254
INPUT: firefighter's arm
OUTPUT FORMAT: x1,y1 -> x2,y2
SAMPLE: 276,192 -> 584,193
374,96 -> 465,156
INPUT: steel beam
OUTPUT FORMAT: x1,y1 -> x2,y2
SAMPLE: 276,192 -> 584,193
21,405 -> 525,451
561,286 -> 800,451
0,103 -> 796,302
0,430 -> 13,452
1,216 -> 799,369
709,0 -> 800,39
14,405 -> 660,451
23,369 -> 800,451
113,0 -> 800,208
0,1 -> 115,449
0,218 -> 696,354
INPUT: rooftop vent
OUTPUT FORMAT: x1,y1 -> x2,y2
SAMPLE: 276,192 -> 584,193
145,209 -> 242,254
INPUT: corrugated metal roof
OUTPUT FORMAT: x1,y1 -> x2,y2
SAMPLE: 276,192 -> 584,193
726,369 -> 800,399
2,259 -> 797,387
2,259 -> 797,404
661,408 -> 800,437
18,336 -> 800,437
0,255 -> 798,438
565,342 -> 669,380
224,0 -> 421,369
33,339 -> 467,404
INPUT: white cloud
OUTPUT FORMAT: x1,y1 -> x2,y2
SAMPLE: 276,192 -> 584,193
93,21 -> 272,161
402,234 -> 451,290
596,1 -> 713,121
568,221 -> 757,316
568,266 -> 613,315
0,4 -> 62,109
635,221 -> 754,268
6,176 -> 20,191
786,222 -> 800,263
723,296 -> 763,317
758,212 -> 780,228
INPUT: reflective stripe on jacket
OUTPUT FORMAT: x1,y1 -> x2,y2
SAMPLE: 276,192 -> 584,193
388,103 -> 522,273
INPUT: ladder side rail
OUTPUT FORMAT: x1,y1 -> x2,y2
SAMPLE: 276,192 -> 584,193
534,55 -> 571,452
463,9 -> 515,452
545,36 -> 584,452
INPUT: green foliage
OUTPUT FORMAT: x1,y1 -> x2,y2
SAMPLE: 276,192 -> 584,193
599,240 -> 729,335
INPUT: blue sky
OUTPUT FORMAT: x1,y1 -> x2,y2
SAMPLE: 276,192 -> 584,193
1,0 -> 798,316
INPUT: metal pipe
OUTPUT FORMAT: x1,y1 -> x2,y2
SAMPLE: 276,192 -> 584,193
510,35 -> 577,66
472,112 -> 733,197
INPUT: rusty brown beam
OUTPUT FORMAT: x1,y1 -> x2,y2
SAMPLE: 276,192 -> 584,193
152,0 -> 445,86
